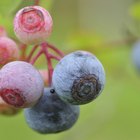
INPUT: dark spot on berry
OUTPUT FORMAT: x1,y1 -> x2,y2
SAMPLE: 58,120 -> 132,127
74,52 -> 84,57
50,89 -> 55,94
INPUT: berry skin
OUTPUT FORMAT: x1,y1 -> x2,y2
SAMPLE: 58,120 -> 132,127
132,41 -> 140,72
52,51 -> 105,105
0,61 -> 44,108
24,87 -> 80,134
0,37 -> 19,66
0,97 -> 20,116
14,6 -> 53,45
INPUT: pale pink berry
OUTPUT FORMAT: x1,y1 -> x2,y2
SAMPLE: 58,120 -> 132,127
0,37 -> 19,66
14,6 -> 53,45
0,97 -> 20,115
0,26 -> 7,37
0,61 -> 44,108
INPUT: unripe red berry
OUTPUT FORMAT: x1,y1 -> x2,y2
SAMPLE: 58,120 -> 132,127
0,37 -> 19,66
0,61 -> 44,108
14,6 -> 53,45
0,97 -> 20,116
0,26 -> 7,37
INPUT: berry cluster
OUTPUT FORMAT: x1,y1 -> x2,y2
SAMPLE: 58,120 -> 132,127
0,5 -> 105,134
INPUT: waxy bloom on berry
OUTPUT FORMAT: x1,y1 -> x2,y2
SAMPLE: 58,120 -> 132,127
0,37 -> 19,66
0,61 -> 44,108
14,6 -> 53,45
52,51 -> 105,105
24,88 -> 80,134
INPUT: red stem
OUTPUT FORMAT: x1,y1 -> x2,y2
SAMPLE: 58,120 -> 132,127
30,50 -> 43,65
34,0 -> 40,5
47,43 -> 64,57
27,42 -> 64,86
49,53 -> 61,61
26,45 -> 38,62
41,43 -> 53,86
19,44 -> 27,61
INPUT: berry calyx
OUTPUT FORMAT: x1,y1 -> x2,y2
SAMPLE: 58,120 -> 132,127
14,6 -> 53,45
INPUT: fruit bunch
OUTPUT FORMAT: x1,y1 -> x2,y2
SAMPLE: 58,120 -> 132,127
0,5 -> 105,134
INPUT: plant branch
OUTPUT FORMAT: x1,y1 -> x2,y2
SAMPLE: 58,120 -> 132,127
47,43 -> 64,57
30,49 -> 43,65
34,0 -> 40,5
41,42 -> 53,86
19,44 -> 27,61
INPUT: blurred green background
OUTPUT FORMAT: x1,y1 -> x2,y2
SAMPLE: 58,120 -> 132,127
0,0 -> 140,140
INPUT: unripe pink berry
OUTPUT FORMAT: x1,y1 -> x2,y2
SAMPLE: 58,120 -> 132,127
0,37 -> 19,66
0,26 -> 7,37
0,61 -> 44,108
14,6 -> 53,45
0,97 -> 20,116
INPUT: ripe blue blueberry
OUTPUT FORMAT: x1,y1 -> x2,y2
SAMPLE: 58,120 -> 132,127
52,51 -> 105,105
132,41 -> 140,72
24,87 -> 80,134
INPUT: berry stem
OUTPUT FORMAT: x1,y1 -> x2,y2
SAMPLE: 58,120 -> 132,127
19,44 -> 27,61
27,41 -> 64,86
30,49 -> 43,65
26,45 -> 38,62
34,0 -> 40,5
49,53 -> 61,61
41,42 -> 53,86
47,43 -> 64,57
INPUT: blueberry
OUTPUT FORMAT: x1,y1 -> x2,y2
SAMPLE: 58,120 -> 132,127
24,88 -> 80,134
52,51 -> 105,105
0,61 -> 44,108
132,41 -> 140,72
14,6 -> 53,45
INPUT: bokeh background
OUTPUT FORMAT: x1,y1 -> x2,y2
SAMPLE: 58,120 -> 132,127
0,0 -> 140,140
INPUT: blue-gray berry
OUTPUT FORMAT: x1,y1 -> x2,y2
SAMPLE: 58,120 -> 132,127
52,51 -> 105,105
132,41 -> 140,72
24,88 -> 80,134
